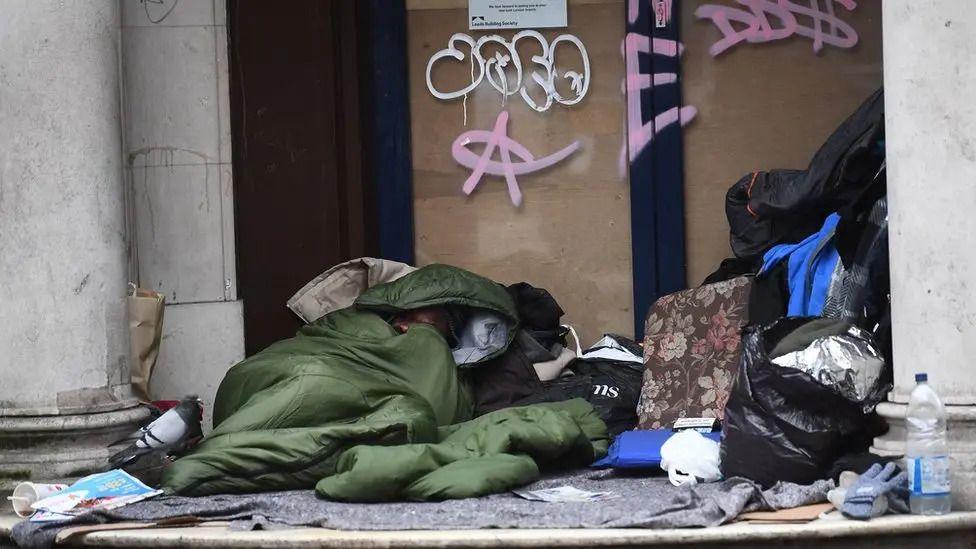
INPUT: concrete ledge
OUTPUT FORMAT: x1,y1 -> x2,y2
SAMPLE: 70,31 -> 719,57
3,511 -> 976,548
0,407 -> 151,493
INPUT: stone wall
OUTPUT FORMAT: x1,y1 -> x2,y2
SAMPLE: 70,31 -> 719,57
120,0 -> 244,431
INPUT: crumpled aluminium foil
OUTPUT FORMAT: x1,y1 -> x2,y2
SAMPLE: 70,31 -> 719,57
771,325 -> 885,404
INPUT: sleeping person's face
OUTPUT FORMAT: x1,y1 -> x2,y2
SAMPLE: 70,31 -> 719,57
390,307 -> 451,338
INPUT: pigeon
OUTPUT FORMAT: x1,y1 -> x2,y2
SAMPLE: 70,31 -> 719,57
108,397 -> 203,469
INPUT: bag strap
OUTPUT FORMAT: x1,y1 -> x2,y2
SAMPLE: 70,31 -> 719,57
562,324 -> 583,356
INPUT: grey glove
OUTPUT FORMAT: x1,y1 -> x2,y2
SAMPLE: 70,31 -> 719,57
842,462 -> 907,520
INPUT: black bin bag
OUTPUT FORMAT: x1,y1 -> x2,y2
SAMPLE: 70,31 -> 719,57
720,318 -> 890,488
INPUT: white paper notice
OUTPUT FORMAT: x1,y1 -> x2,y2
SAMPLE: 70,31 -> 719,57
468,0 -> 568,30
512,486 -> 617,502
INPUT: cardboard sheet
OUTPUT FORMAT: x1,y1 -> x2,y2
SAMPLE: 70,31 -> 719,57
738,503 -> 836,524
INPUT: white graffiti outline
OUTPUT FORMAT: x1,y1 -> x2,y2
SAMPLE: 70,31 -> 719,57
425,31 -> 590,113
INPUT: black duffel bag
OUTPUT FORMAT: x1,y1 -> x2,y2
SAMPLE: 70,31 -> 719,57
720,318 -> 890,487
514,335 -> 645,436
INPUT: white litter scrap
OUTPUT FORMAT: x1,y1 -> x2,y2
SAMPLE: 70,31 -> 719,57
512,485 -> 617,502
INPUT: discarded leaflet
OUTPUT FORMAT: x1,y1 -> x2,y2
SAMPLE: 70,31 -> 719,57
513,485 -> 617,502
29,470 -> 162,522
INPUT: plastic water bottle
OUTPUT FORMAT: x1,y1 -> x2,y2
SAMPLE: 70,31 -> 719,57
905,372 -> 951,514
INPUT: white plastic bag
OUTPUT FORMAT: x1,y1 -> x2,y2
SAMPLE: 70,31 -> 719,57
659,430 -> 722,486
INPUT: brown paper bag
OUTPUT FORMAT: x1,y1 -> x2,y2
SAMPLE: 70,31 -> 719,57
128,287 -> 165,401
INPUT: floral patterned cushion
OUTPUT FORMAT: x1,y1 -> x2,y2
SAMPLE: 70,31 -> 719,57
636,276 -> 753,429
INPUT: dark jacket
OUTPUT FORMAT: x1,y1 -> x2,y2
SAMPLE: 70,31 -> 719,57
726,88 -> 885,261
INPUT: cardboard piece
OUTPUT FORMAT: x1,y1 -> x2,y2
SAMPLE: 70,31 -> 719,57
54,517 -> 201,544
738,502 -> 835,523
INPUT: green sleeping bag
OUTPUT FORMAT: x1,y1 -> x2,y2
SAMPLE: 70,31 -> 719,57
161,264 -> 608,499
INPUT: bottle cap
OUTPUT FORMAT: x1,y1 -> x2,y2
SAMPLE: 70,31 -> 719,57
916,373 -> 928,382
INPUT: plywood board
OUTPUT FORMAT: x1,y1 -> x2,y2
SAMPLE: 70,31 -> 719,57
407,1 -> 632,345
680,0 -> 884,285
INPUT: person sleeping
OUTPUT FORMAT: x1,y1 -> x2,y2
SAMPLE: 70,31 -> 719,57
160,265 -> 511,495
160,264 -> 606,501
390,307 -> 452,338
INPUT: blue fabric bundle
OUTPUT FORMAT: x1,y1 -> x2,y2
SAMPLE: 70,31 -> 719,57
761,213 -> 841,317
592,429 -> 722,469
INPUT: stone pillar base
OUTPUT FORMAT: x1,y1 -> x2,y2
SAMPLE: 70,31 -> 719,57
872,401 -> 976,511
0,406 -> 150,492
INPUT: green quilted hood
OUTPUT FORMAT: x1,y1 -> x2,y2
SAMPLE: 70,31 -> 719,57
355,264 -> 518,320
355,264 -> 520,365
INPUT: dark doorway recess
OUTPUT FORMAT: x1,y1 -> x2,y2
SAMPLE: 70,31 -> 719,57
228,1 -> 379,355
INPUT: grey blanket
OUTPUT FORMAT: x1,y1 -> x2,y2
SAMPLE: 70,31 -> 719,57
11,469 -> 832,548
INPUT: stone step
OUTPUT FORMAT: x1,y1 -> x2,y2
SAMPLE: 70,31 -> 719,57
3,511 -> 976,548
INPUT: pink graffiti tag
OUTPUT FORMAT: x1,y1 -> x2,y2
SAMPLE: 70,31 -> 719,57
696,0 -> 859,56
622,32 -> 697,171
452,111 -> 581,207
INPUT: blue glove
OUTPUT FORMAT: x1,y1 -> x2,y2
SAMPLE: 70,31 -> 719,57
842,462 -> 907,520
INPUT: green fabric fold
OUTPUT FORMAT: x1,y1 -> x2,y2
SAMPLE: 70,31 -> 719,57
318,399 -> 608,501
